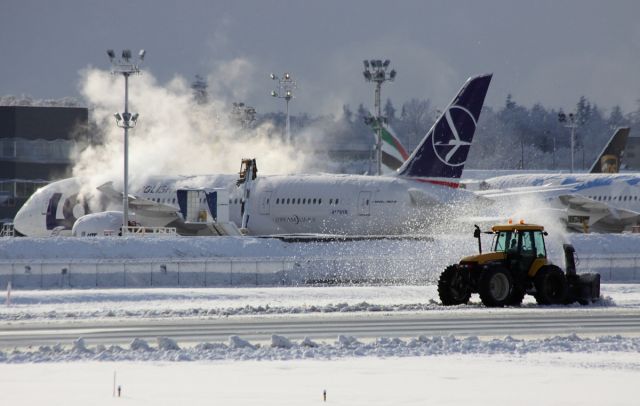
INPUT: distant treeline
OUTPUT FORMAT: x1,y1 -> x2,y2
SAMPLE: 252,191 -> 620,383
258,94 -> 640,171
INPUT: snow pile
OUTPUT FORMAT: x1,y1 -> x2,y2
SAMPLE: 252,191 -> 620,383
2,334 -> 640,364
229,336 -> 255,349
130,338 -> 152,352
271,335 -> 294,349
157,337 -> 181,351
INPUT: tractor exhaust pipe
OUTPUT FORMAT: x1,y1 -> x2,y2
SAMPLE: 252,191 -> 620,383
474,225 -> 482,254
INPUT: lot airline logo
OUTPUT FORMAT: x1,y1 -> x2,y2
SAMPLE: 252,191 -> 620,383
432,105 -> 476,167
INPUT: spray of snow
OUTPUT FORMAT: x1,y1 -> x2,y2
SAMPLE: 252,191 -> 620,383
72,62 -> 313,199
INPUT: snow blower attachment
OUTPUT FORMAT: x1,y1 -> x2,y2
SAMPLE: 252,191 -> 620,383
437,222 -> 601,307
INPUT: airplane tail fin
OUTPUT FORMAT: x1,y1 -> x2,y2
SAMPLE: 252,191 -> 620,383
588,127 -> 630,174
368,117 -> 410,172
396,74 -> 492,187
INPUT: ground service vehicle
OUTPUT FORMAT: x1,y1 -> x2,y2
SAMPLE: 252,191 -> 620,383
438,222 -> 601,307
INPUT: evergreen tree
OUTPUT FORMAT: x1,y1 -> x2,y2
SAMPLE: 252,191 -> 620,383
608,105 -> 627,128
342,104 -> 353,123
384,98 -> 396,122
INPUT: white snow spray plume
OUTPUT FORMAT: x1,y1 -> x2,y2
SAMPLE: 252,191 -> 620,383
72,64 -> 311,198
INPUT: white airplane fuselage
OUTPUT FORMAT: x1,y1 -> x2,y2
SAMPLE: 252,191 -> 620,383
14,173 -> 472,237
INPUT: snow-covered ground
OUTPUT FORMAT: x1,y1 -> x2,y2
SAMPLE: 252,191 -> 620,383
2,285 -> 639,404
1,352 -> 638,405
0,284 -> 635,322
1,231 -> 638,405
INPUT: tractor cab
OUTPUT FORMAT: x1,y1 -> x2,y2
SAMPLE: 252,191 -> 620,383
489,223 -> 549,279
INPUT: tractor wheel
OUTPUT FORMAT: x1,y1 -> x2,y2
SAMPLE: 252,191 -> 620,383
438,265 -> 471,305
479,267 -> 513,307
507,287 -> 526,306
534,266 -> 568,305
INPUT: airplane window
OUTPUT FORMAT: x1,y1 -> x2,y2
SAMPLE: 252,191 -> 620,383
329,199 -> 333,205
267,198 -> 270,204
336,199 -> 339,205
173,198 -> 176,204
319,198 -> 322,204
287,198 -> 290,204
235,198 -> 239,204
366,199 -> 369,205
297,198 -> 301,204
313,198 -> 317,204
302,198 -> 306,204
276,198 -> 279,204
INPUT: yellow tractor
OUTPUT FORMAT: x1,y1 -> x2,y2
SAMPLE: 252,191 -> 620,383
438,222 -> 601,307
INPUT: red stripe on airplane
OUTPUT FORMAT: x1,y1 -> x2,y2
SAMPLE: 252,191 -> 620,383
407,178 -> 460,188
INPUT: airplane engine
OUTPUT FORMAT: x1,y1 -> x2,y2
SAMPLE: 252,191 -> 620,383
72,211 -> 123,237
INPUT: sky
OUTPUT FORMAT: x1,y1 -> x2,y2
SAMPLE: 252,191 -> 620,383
1,0 -> 640,117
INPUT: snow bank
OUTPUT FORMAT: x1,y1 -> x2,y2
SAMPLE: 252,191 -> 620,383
2,232 -> 638,261
1,334 -> 639,364
1,233 -> 638,289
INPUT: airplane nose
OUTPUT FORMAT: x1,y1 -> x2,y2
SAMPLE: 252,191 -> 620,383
12,204 -> 29,236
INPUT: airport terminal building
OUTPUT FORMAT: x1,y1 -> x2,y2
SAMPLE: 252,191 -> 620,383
0,106 -> 88,223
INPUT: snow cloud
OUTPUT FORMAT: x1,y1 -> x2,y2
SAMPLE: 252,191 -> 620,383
72,63 -> 312,195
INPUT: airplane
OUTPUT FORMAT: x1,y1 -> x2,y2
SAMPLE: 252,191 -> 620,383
13,74 -> 493,237
473,128 -> 640,232
473,127 -> 631,190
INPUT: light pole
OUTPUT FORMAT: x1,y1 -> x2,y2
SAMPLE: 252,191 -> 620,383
558,112 -> 578,173
107,49 -> 144,235
363,59 -> 396,176
270,72 -> 296,143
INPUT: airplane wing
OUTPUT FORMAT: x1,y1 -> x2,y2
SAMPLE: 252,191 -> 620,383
558,194 -> 640,220
408,188 -> 443,206
97,182 -> 178,213
476,184 -> 577,200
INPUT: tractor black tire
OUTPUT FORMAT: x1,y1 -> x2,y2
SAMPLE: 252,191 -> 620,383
507,287 -> 526,306
479,267 -> 513,307
438,265 -> 471,306
534,266 -> 569,305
